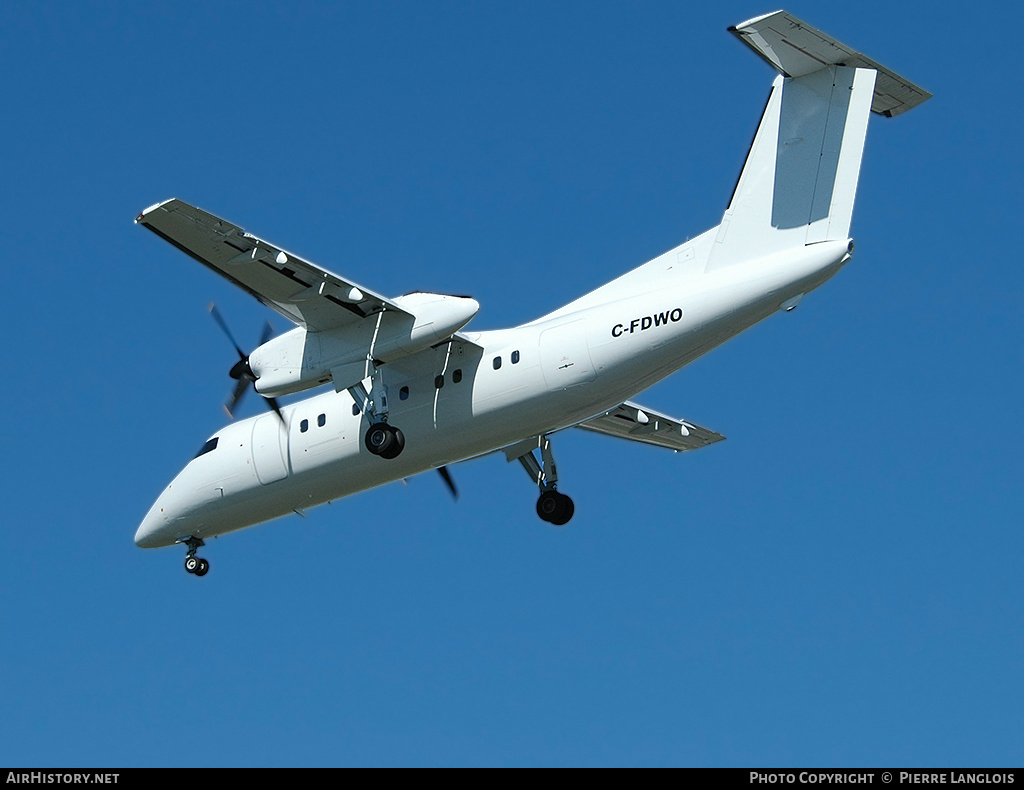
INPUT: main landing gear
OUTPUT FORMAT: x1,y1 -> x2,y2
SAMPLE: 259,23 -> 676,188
349,364 -> 406,460
180,536 -> 209,577
510,435 -> 575,526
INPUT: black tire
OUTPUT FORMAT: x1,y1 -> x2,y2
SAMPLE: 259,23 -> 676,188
365,423 -> 395,456
537,490 -> 559,522
549,494 -> 574,526
380,426 -> 405,459
185,556 -> 199,574
537,490 -> 574,525
195,559 -> 210,577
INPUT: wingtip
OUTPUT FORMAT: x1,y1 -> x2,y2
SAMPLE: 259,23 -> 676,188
135,197 -> 177,224
732,10 -> 785,32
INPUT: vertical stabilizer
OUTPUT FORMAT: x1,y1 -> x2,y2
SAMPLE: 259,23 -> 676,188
708,11 -> 929,271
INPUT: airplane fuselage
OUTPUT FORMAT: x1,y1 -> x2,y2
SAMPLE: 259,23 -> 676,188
135,239 -> 850,548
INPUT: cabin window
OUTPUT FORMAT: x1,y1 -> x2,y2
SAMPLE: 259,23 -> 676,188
493,356 -> 502,370
511,350 -> 520,364
300,419 -> 309,433
452,368 -> 462,384
193,437 -> 219,459
435,374 -> 445,389
352,404 -> 360,416
400,386 -> 410,400
318,413 -> 326,428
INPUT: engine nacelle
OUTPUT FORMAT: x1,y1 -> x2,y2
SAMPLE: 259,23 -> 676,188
249,293 -> 479,397
387,292 -> 481,352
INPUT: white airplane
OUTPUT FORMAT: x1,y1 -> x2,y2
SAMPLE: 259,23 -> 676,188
135,11 -> 929,576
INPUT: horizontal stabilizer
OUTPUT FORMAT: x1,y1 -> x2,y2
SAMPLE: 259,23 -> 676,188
575,402 -> 724,452
730,10 -> 931,116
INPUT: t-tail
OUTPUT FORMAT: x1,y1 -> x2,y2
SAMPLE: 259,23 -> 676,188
707,11 -> 930,270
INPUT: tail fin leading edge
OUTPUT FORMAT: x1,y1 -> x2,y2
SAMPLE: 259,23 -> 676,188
709,11 -> 930,269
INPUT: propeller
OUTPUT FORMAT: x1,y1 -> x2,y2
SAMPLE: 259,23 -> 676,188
209,304 -> 284,422
437,466 -> 458,500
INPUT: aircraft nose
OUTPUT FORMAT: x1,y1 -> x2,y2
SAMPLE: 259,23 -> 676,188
135,499 -> 170,548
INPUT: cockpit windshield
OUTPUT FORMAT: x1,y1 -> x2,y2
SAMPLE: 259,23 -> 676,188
193,437 -> 219,459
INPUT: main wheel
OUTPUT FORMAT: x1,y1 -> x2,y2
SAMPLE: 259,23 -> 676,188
380,426 -> 405,459
194,558 -> 210,577
551,494 -> 574,526
185,556 -> 199,574
537,491 -> 574,526
365,423 -> 396,456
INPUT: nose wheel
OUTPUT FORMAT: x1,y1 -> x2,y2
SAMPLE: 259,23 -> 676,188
180,536 -> 210,577
185,556 -> 210,576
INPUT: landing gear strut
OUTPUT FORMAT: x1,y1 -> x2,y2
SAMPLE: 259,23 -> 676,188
349,363 -> 406,460
180,536 -> 209,577
510,435 -> 575,526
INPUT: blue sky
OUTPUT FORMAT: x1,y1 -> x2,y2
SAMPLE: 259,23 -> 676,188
3,0 -> 1021,767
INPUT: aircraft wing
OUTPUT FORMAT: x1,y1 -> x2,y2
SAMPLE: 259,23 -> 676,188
575,401 -> 725,452
136,198 -> 414,332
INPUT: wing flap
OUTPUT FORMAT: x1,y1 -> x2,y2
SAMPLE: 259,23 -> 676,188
136,199 -> 412,331
576,401 -> 724,452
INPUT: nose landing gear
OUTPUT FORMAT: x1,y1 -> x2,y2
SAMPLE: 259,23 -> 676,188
180,536 -> 210,577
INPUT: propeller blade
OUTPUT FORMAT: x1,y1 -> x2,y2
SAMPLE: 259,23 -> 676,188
265,396 -> 285,424
209,305 -> 280,424
224,376 -> 250,418
210,306 -> 278,421
209,304 -> 246,360
437,466 -> 458,500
